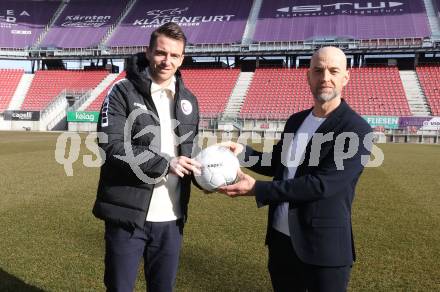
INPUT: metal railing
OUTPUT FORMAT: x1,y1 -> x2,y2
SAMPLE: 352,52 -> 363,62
1,37 -> 438,59
41,89 -> 89,118
68,90 -> 92,112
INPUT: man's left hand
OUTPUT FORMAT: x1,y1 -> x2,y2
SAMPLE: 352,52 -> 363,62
218,170 -> 256,197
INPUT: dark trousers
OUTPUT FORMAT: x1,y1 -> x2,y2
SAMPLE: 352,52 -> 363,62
104,220 -> 183,292
268,228 -> 351,292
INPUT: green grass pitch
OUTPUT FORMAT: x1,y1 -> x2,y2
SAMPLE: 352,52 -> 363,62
0,131 -> 439,291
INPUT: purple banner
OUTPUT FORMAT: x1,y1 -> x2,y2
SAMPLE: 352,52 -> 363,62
399,116 -> 440,131
41,0 -> 128,48
0,0 -> 61,48
107,0 -> 252,46
254,0 -> 431,42
399,116 -> 432,128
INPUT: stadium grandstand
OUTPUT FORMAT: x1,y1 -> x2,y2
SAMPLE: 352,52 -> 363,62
0,0 -> 439,143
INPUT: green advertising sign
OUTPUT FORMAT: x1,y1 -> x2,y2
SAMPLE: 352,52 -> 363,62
67,111 -> 99,123
362,115 -> 399,129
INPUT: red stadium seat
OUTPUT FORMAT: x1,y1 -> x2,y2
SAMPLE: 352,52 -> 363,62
241,66 -> 410,119
180,68 -> 240,118
416,65 -> 440,116
89,68 -> 240,118
0,69 -> 24,111
21,70 -> 109,111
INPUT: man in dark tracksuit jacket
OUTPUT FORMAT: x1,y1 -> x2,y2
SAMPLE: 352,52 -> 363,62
93,23 -> 200,292
220,47 -> 372,292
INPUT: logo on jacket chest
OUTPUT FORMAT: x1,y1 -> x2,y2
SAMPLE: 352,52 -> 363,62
180,100 -> 193,115
133,102 -> 147,110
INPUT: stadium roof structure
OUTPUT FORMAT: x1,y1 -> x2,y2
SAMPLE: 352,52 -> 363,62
0,0 -> 439,60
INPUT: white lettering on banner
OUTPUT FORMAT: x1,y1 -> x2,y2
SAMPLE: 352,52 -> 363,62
65,15 -> 111,21
11,29 -> 31,35
276,2 -> 405,17
133,15 -> 235,26
0,9 -> 31,24
133,6 -> 236,28
366,116 -> 398,125
292,5 -> 321,13
61,15 -> 112,28
11,112 -> 32,120
75,112 -> 95,122
421,117 -> 440,130
0,23 -> 14,29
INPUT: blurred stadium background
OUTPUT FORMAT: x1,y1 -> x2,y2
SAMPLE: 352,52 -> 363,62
0,0 -> 439,291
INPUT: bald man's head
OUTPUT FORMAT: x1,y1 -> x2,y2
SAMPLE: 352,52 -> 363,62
307,46 -> 349,103
310,46 -> 347,69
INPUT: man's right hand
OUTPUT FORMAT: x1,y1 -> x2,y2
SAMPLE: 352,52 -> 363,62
218,141 -> 244,156
169,156 -> 201,178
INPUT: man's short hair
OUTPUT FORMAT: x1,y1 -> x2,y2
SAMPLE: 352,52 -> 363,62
149,22 -> 187,52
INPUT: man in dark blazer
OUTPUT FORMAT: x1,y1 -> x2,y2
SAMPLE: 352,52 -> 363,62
219,47 -> 372,292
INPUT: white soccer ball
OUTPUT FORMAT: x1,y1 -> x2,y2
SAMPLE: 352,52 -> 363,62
194,145 -> 240,192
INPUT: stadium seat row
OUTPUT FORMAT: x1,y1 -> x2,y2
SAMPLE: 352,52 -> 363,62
1,66 -> 439,117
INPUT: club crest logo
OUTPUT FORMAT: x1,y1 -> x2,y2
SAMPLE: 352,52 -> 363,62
146,7 -> 189,19
181,100 -> 193,115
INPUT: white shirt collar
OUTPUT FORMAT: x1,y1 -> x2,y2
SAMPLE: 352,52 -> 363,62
146,68 -> 176,96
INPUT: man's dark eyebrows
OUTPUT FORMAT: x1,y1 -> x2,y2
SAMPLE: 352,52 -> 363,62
154,48 -> 181,57
154,48 -> 167,54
